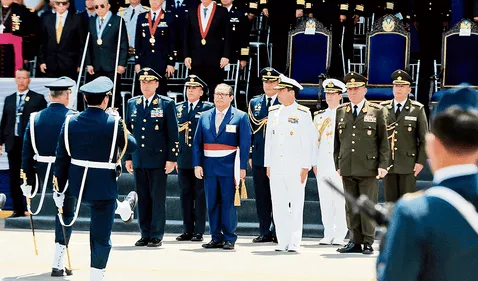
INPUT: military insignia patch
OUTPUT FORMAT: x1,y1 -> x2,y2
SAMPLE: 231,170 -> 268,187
362,107 -> 367,113
155,125 -> 159,130
367,130 -> 372,136
137,98 -> 142,105
327,82 -> 334,88
152,98 -> 159,105
267,71 -> 271,76
382,17 -> 395,32
290,131 -> 294,136
288,117 -> 299,124
346,106 -> 350,113
25,96 -> 30,102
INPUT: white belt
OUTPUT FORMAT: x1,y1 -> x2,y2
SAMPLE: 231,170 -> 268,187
36,155 -> 56,163
71,159 -> 116,170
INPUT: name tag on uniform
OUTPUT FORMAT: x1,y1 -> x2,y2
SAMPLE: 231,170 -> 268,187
364,115 -> 376,123
405,116 -> 417,121
288,117 -> 299,124
226,124 -> 237,133
230,18 -> 240,23
151,108 -> 163,118
158,22 -> 168,27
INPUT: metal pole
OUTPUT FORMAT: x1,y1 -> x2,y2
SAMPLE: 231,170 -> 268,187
76,32 -> 90,111
21,172 -> 38,256
112,17 -> 124,108
54,184 -> 73,275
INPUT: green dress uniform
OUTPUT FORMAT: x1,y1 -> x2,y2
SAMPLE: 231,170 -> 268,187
334,72 -> 390,252
380,70 -> 428,203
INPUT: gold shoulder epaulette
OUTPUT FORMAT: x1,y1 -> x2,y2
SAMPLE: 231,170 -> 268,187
297,104 -> 310,112
269,104 -> 280,111
410,100 -> 424,107
314,109 -> 325,116
143,6 -> 151,10
30,8 -> 35,13
338,103 -> 348,108
119,7 -> 127,11
369,102 -> 383,109
402,190 -> 424,200
380,100 -> 392,106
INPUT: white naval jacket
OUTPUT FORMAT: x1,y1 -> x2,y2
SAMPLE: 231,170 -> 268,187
312,108 -> 337,172
264,102 -> 314,176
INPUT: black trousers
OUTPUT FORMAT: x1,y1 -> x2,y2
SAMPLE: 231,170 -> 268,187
134,168 -> 167,240
8,136 -> 25,213
252,166 -> 275,236
178,168 -> 206,234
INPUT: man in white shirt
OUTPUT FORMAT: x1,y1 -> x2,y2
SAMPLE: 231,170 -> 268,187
117,0 -> 148,59
264,74 -> 313,252
312,78 -> 347,246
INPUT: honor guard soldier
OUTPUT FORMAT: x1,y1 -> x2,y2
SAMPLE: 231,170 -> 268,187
135,0 -> 176,95
53,77 -> 137,281
221,0 -> 250,70
248,67 -> 281,243
334,72 -> 390,255
21,77 -> 138,277
264,74 -> 313,252
377,86 -> 478,281
117,0 -> 149,60
193,83 -> 252,250
380,70 -> 428,203
311,78 -> 347,246
124,67 -> 179,248
175,75 -> 214,242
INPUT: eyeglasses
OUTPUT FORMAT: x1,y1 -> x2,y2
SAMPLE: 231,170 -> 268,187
94,4 -> 106,9
214,93 -> 230,98
55,1 -> 69,5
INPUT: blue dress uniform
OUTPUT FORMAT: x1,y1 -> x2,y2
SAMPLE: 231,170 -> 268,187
117,4 -> 150,59
135,7 -> 176,95
124,68 -> 179,246
176,75 -> 214,241
54,77 -> 137,280
224,3 -> 250,63
21,77 -> 77,277
247,67 -> 281,242
376,86 -> 478,281
193,104 -> 252,246
165,0 -> 197,61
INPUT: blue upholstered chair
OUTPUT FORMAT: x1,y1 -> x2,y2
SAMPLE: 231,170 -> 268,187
286,18 -> 332,106
364,15 -> 411,101
429,19 -> 478,108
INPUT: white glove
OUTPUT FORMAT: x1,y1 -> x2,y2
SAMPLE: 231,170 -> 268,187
105,107 -> 119,116
53,191 -> 65,209
21,184 -> 33,197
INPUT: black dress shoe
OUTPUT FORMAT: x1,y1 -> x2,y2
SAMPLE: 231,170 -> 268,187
51,268 -> 64,277
10,211 -> 25,218
252,235 -> 273,243
135,238 -> 150,246
202,240 -> 224,249
223,241 -> 235,250
176,233 -> 193,241
147,238 -> 162,247
191,233 -> 203,242
362,243 -> 374,255
336,241 -> 362,253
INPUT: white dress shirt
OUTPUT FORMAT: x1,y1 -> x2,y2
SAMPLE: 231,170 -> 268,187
200,2 -> 215,31
151,8 -> 161,21
265,94 -> 278,106
350,98 -> 366,115
143,95 -> 154,109
187,99 -> 200,113
215,106 -> 229,118
394,98 -> 407,113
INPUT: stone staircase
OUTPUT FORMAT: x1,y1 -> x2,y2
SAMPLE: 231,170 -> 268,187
4,165 -> 434,238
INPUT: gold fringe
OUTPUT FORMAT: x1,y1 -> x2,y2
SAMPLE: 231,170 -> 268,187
234,185 -> 241,206
240,180 -> 247,199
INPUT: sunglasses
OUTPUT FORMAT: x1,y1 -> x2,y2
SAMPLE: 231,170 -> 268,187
94,4 -> 106,9
55,1 -> 69,5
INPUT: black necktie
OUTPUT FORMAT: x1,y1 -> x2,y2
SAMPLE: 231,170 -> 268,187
353,105 -> 358,120
203,8 -> 208,18
130,8 -> 135,20
100,18 -> 104,28
396,103 -> 402,118
267,97 -> 272,108
152,12 -> 156,23
145,99 -> 149,109
17,94 -> 25,136
176,0 -> 180,8
189,103 -> 194,118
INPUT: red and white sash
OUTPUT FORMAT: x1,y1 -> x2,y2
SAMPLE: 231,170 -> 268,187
204,143 -> 241,186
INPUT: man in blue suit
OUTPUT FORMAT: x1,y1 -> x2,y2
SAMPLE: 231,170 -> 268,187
53,77 -> 137,281
21,77 -> 138,277
376,85 -> 478,281
175,75 -> 214,242
124,67 -> 179,248
193,83 -> 252,250
247,67 -> 280,243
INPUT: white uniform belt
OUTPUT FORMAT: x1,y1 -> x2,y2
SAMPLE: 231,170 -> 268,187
71,159 -> 116,170
35,155 -> 56,163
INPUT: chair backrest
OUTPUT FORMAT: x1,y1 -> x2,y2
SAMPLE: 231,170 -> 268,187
354,14 -> 375,37
287,18 -> 331,103
223,61 -> 241,107
168,62 -> 189,101
250,14 -> 270,44
27,57 -> 37,78
440,19 -> 478,88
365,15 -> 410,87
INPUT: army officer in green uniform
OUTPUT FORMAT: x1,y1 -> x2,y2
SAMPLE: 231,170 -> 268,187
380,70 -> 428,203
334,72 -> 390,255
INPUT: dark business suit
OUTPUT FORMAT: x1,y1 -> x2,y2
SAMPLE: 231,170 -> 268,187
85,12 -> 128,108
176,100 -> 214,235
39,12 -> 85,80
0,90 -> 47,214
183,3 -> 231,100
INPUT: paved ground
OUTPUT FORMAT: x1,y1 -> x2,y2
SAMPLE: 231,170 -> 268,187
0,229 -> 378,281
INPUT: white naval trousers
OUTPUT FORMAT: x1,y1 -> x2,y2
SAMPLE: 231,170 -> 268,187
270,173 -> 306,250
317,170 -> 347,241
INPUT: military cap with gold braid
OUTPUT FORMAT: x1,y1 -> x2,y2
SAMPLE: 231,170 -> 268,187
260,67 -> 281,81
344,72 -> 368,88
323,78 -> 346,93
391,69 -> 412,85
185,74 -> 208,95
138,67 -> 162,81
274,74 -> 303,92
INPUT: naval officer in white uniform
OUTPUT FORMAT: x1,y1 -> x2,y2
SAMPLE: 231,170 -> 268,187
264,74 -> 313,252
312,78 -> 348,246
